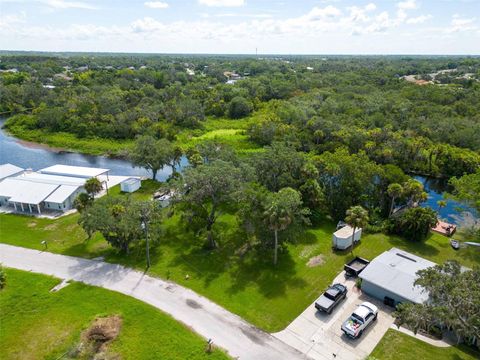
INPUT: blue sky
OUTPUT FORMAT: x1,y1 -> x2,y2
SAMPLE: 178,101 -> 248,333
1,0 -> 479,54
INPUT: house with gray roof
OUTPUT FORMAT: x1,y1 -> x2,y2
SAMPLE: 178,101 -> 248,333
359,248 -> 436,306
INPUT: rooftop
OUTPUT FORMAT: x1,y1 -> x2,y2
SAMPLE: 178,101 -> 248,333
0,178 -> 59,205
0,163 -> 24,180
359,248 -> 436,304
44,185 -> 80,204
15,172 -> 86,187
39,164 -> 109,178
334,225 -> 360,238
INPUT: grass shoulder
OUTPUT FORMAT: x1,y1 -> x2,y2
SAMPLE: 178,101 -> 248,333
0,268 -> 229,360
370,329 -> 479,360
1,209 -> 478,332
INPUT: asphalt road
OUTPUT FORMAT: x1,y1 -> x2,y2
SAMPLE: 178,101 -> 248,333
0,244 -> 307,360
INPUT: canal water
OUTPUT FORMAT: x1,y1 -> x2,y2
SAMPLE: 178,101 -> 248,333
0,119 -> 185,180
414,175 -> 477,224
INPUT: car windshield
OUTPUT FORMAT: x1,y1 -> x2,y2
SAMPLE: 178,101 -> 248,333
324,291 -> 336,300
351,313 -> 364,323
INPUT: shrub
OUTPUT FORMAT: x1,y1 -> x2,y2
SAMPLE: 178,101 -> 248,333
388,207 -> 437,241
0,265 -> 6,289
228,96 -> 253,119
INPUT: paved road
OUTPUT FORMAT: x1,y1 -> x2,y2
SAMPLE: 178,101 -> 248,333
0,244 -> 307,360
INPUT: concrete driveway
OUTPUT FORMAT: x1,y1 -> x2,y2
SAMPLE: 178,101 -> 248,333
273,272 -> 395,360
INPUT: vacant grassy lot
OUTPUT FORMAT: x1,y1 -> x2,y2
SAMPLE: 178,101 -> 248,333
2,210 -> 478,332
0,268 -> 229,360
371,329 -> 480,360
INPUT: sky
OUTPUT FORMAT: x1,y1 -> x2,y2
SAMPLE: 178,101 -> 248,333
0,0 -> 479,54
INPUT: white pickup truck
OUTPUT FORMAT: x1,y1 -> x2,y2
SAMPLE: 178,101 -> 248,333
341,302 -> 378,339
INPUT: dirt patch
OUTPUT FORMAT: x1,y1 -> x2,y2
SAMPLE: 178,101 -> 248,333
27,221 -> 37,227
44,223 -> 58,231
307,255 -> 325,267
70,315 -> 122,359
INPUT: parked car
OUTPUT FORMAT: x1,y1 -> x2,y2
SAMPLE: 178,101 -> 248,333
314,283 -> 347,314
341,302 -> 378,338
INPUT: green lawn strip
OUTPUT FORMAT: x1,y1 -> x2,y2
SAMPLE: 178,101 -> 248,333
2,211 -> 478,332
0,268 -> 229,360
370,329 -> 479,360
4,124 -> 132,156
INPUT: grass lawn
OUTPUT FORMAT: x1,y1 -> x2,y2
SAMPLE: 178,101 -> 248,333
370,329 -> 480,360
175,116 -> 260,154
4,124 -> 133,156
2,209 -> 479,332
0,268 -> 229,360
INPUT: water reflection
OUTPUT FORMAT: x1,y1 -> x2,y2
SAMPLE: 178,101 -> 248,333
0,118 -> 186,180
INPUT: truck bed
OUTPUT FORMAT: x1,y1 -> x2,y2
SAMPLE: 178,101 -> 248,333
344,257 -> 370,276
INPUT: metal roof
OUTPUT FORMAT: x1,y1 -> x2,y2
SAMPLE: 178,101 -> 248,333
334,225 -> 361,238
359,248 -> 436,304
0,178 -> 59,205
44,185 -> 80,204
0,163 -> 24,180
39,164 -> 109,178
16,172 -> 86,186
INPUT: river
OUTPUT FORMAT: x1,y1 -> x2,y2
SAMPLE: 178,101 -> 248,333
415,175 -> 477,225
0,119 -> 185,180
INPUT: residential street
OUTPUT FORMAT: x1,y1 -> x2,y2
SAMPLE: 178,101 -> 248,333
0,243 -> 307,360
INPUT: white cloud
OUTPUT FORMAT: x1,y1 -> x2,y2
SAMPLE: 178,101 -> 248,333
198,0 -> 245,7
2,2 -> 477,54
406,14 -> 432,24
447,15 -> 477,32
397,0 -> 417,10
41,0 -> 97,10
144,1 -> 169,9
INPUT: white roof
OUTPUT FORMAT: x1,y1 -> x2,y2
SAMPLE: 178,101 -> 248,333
44,185 -> 80,204
334,225 -> 361,238
359,248 -> 436,303
0,178 -> 59,205
122,177 -> 140,185
0,163 -> 24,180
39,164 -> 109,178
15,172 -> 87,186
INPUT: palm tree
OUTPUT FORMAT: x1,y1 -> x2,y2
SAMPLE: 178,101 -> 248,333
84,177 -> 103,199
387,183 -> 403,216
345,206 -> 369,254
437,200 -> 447,213
263,188 -> 303,266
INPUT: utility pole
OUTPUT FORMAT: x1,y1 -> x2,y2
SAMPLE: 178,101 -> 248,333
141,206 -> 151,269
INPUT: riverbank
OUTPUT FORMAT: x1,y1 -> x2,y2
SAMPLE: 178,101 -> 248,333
3,123 -> 133,157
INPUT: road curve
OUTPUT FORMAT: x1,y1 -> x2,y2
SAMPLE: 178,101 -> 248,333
0,244 -> 307,360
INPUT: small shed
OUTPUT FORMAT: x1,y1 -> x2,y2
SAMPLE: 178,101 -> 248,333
332,225 -> 362,250
121,178 -> 141,193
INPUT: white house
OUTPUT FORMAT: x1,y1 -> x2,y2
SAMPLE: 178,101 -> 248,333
0,164 -> 109,214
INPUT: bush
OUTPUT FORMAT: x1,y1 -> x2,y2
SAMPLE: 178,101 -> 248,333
388,207 -> 438,241
355,277 -> 362,289
0,265 -> 6,289
228,96 -> 253,119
